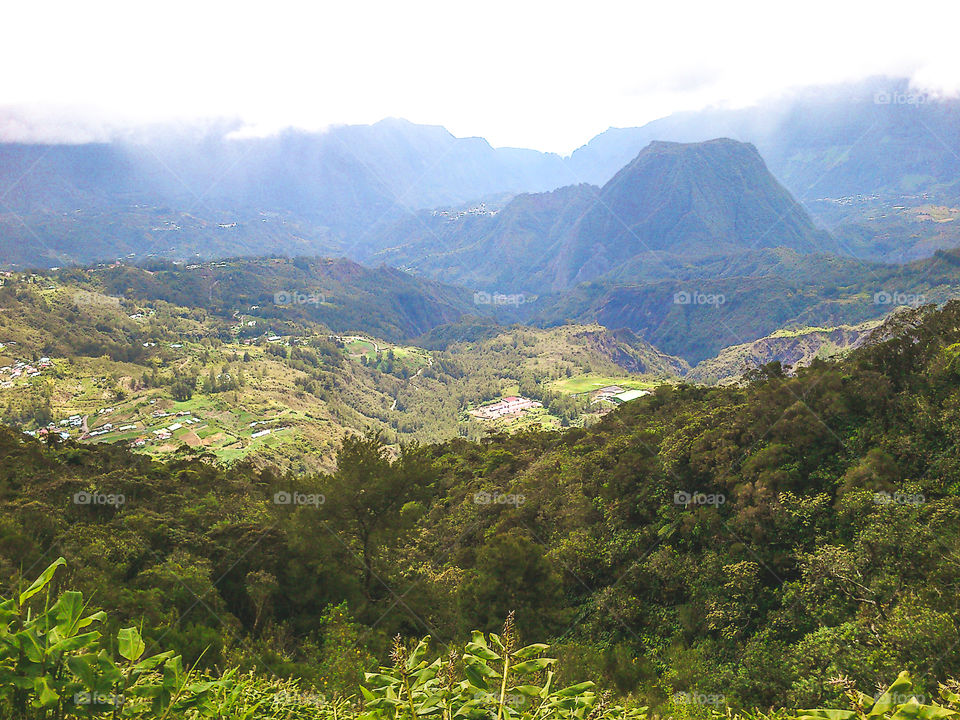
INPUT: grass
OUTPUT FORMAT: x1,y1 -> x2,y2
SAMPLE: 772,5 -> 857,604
498,406 -> 562,431
344,339 -> 377,361
768,326 -> 837,338
549,374 -> 659,395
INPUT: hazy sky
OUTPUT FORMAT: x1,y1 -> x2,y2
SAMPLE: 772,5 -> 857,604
3,0 -> 960,153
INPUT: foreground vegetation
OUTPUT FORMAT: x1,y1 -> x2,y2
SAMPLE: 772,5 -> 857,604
2,559 -> 645,719
2,300 -> 960,711
4,561 -> 959,720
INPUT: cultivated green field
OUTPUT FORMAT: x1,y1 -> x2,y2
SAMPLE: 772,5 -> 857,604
549,373 -> 660,395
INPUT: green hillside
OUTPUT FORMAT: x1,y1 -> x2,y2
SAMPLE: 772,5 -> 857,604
686,320 -> 880,384
0,266 -> 678,470
532,248 -> 960,363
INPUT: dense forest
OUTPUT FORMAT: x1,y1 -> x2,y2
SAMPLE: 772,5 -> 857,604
2,300 -> 959,716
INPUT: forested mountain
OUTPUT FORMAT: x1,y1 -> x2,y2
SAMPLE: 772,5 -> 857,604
95,256 -> 480,343
369,139 -> 834,292
567,77 -> 960,201
685,321 -> 878,384
3,300 -> 959,712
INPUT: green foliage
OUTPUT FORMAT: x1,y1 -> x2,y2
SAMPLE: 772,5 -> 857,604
0,557 -> 234,719
360,615 -> 646,720
798,671 -> 960,720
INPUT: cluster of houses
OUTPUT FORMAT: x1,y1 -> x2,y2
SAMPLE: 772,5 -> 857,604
249,419 -> 289,440
34,407 -> 207,449
151,409 -> 194,419
0,356 -> 53,388
431,203 -> 499,222
469,396 -> 542,421
25,426 -> 71,441
133,411 -> 201,447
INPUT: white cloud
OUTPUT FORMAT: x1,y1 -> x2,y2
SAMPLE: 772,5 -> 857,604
2,0 -> 959,152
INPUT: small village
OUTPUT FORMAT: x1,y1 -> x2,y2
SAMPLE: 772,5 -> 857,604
430,202 -> 499,222
468,395 -> 542,420
0,349 -> 54,388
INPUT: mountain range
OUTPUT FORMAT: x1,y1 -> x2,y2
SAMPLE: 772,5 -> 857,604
0,118 -> 568,267
2,77 -> 959,269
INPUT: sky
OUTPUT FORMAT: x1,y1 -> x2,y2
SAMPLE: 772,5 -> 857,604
3,0 -> 960,153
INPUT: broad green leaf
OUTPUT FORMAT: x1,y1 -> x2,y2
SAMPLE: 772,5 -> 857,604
52,590 -> 85,635
511,643 -> 549,660
915,706 -> 958,720
407,636 -> 430,671
511,658 -> 556,674
19,557 -> 66,606
464,663 -> 493,689
892,701 -> 958,720
50,630 -> 101,654
557,681 -> 596,696
464,656 -> 500,678
465,641 -> 500,661
32,675 -> 60,708
118,626 -> 146,662
365,672 -> 402,687
797,711 -> 857,720
132,649 -> 175,673
872,672 -> 917,718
